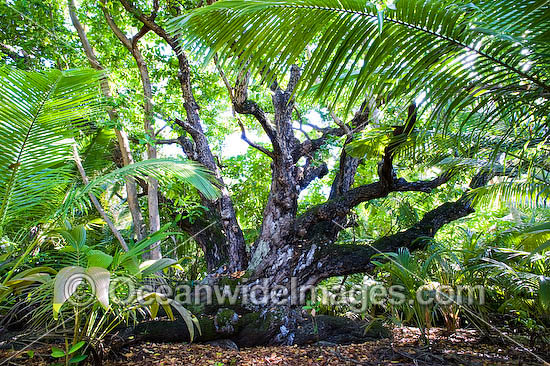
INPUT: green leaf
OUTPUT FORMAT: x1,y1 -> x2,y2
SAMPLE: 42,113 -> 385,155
139,258 -> 179,276
87,250 -> 113,269
540,277 -> 550,311
58,226 -> 87,250
171,300 -> 201,341
0,67 -> 102,232
68,341 -> 86,355
161,301 -> 175,321
69,354 -> 88,363
64,159 -> 220,214
5,273 -> 52,290
526,240 -> 550,260
150,299 -> 160,319
120,257 -> 140,275
11,266 -> 57,280
51,347 -> 66,358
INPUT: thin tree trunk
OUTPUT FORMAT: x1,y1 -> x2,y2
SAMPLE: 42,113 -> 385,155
72,146 -> 129,252
137,49 -> 162,259
68,0 -> 146,242
101,6 -> 162,258
117,0 -> 248,270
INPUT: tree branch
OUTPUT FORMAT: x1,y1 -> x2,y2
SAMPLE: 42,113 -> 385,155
296,172 -> 452,237
102,0 -> 161,258
329,100 -> 371,198
308,197 -> 474,282
213,56 -> 279,146
118,0 -> 249,270
295,100 -> 371,163
393,173 -> 452,193
119,0 -> 173,44
286,65 -> 301,94
236,118 -> 274,158
68,0 -> 146,241
378,103 -> 417,187
155,139 -> 180,145
0,43 -> 30,65
101,5 -> 132,49
297,160 -> 329,190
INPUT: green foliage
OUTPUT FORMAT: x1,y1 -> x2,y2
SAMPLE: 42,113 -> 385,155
224,150 -> 271,240
0,67 -> 103,234
173,0 -> 550,196
2,224 -> 201,357
541,277 -> 550,312
173,0 -> 549,116
51,341 -> 87,366
63,158 -> 220,218
0,0 -> 85,70
373,248 -> 436,343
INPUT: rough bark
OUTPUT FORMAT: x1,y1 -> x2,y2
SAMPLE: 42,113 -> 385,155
296,197 -> 474,285
329,100 -> 370,199
252,66 -> 302,267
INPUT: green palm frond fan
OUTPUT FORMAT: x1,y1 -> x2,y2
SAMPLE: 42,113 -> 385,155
0,67 -> 103,234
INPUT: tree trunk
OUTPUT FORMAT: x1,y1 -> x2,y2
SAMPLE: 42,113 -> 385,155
68,0 -> 146,242
114,1 -> 502,346
117,0 -> 249,271
102,5 -> 162,259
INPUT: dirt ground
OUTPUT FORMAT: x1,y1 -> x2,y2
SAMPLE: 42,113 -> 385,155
1,327 -> 548,365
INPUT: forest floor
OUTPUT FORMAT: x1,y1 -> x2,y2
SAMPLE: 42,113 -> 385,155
1,327 -> 548,366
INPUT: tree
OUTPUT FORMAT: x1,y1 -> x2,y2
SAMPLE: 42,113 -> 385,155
173,0 -> 550,209
114,0 -> 545,298
115,0 -> 548,283
2,0 -> 548,346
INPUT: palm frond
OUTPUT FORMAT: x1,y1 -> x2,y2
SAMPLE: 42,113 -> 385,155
172,0 -> 549,100
62,158 -> 220,217
469,181 -> 550,209
0,67 -> 103,233
170,0 -> 549,168
79,128 -> 117,175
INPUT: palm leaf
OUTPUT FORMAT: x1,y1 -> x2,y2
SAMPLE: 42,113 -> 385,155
170,0 -> 549,165
172,1 -> 549,97
0,67 -> 102,233
469,181 -> 550,209
62,158 -> 220,217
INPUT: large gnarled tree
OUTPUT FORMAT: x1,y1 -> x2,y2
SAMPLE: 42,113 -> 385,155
65,0 -> 548,343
